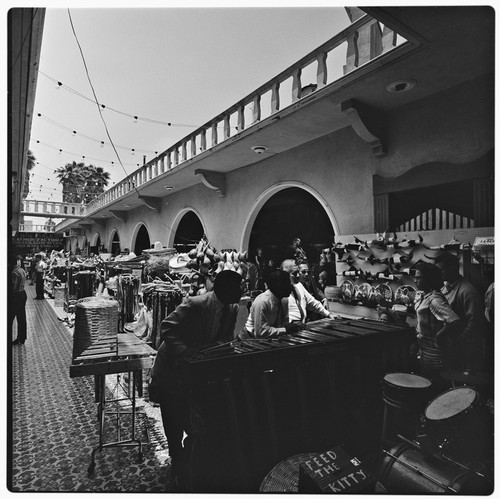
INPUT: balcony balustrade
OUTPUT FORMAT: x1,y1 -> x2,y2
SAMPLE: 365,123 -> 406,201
18,224 -> 56,233
31,13 -> 405,222
21,200 -> 86,218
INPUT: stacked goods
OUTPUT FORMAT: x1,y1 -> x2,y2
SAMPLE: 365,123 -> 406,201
72,297 -> 119,359
213,250 -> 248,276
185,236 -> 219,270
181,236 -> 249,278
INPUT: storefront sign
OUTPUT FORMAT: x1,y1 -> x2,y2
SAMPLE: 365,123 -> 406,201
12,232 -> 65,255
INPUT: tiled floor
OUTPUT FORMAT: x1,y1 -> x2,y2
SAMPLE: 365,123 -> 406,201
9,284 -> 175,492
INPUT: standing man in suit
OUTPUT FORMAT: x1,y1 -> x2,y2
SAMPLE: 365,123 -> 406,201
149,270 -> 244,491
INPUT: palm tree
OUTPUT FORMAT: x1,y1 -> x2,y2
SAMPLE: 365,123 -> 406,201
55,162 -> 110,204
55,162 -> 86,203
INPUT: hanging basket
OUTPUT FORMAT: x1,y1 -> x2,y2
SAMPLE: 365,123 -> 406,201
72,296 -> 120,359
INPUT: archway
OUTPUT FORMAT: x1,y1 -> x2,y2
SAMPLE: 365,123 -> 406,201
110,230 -> 121,256
134,224 -> 151,256
247,186 -> 335,267
173,210 -> 205,253
90,233 -> 101,254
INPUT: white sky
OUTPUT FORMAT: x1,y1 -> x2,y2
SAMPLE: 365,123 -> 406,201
23,3 -> 351,220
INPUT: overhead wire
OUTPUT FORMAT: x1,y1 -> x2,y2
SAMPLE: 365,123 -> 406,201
34,112 -> 162,155
37,69 -> 239,131
65,8 -> 200,244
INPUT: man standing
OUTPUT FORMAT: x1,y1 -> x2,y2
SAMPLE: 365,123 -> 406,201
149,270 -> 244,491
281,259 -> 339,323
34,254 -> 46,300
435,253 -> 484,372
10,255 -> 27,345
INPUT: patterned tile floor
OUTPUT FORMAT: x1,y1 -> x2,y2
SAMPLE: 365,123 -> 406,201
9,285 -> 175,492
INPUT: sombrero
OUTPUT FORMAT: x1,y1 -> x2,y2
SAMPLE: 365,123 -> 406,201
169,253 -> 190,269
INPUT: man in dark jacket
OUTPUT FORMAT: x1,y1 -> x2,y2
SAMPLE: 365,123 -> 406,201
149,270 -> 243,490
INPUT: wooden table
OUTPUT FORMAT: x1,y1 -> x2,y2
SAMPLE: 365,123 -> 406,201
70,332 -> 156,476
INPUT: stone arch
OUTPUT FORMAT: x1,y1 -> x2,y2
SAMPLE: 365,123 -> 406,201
167,207 -> 207,249
131,222 -> 151,256
240,181 -> 340,253
108,229 -> 121,256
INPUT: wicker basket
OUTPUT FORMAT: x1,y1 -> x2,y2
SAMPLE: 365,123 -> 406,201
72,297 -> 120,359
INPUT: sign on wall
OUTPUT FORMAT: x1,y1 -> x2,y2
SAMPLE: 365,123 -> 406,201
11,232 -> 65,256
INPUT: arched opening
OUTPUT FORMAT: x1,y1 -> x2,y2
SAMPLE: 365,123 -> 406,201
110,231 -> 121,256
134,224 -> 151,256
90,233 -> 101,255
173,210 -> 204,253
248,187 -> 335,266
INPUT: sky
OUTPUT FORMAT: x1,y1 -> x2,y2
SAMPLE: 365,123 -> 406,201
22,3 -> 352,225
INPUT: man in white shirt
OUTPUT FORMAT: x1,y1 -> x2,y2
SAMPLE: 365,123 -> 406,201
244,270 -> 306,338
34,254 -> 47,300
281,259 -> 339,322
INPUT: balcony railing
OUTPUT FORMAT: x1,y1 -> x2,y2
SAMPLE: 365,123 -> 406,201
21,200 -> 86,218
18,224 -> 56,233
84,13 -> 406,217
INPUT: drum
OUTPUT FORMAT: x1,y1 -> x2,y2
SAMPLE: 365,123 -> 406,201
379,442 -> 492,494
424,386 -> 493,463
381,373 -> 432,447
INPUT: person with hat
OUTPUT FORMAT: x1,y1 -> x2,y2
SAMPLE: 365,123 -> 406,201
149,269 -> 244,491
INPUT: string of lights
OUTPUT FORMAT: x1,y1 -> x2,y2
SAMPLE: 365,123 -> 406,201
37,69 -> 239,131
35,112 -> 162,156
30,139 -> 143,169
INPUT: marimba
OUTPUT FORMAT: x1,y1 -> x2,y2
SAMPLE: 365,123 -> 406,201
70,332 -> 156,476
180,317 -> 416,492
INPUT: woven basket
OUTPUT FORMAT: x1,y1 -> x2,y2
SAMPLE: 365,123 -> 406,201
72,297 -> 120,359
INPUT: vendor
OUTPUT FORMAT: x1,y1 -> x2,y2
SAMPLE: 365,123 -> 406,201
149,270 -> 244,491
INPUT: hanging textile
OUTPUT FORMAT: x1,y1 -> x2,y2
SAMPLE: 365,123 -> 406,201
117,274 -> 142,328
142,285 -> 183,349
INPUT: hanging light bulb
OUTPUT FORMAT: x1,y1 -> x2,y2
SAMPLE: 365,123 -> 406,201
56,81 -> 62,90
100,141 -> 105,148
58,149 -> 62,155
131,148 -> 135,156
133,115 -> 138,123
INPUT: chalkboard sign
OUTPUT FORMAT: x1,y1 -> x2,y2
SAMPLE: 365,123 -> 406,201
298,446 -> 376,494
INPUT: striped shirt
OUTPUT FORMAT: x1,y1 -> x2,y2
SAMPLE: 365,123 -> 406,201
12,266 -> 27,293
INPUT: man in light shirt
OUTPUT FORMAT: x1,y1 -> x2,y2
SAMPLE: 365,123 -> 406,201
281,259 -> 339,323
244,270 -> 306,338
34,254 -> 47,300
